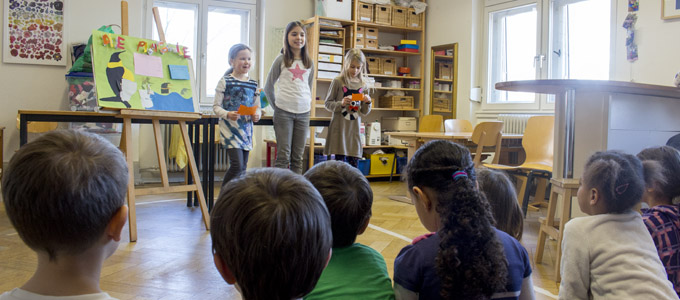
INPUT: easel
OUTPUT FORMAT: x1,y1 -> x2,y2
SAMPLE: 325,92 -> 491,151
116,1 -> 210,242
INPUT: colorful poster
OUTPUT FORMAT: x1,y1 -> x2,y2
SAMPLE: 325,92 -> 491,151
91,30 -> 196,112
3,0 -> 66,65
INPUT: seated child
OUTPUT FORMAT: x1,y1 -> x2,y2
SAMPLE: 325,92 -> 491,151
394,140 -> 534,300
303,160 -> 395,300
638,146 -> 680,295
559,150 -> 678,299
210,168 -> 333,300
477,168 -> 524,241
1,130 -> 129,300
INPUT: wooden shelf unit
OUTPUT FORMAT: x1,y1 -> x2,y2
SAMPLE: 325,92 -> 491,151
429,43 -> 458,118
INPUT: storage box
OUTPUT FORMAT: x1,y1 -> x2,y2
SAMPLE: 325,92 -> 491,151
315,0 -> 352,20
396,44 -> 419,53
379,96 -> 414,109
367,57 -> 381,74
357,159 -> 370,175
366,121 -> 381,146
396,156 -> 408,174
381,57 -> 397,75
318,70 -> 341,80
355,37 -> 365,48
365,39 -> 378,49
382,117 -> 417,131
318,62 -> 343,72
318,53 -> 343,63
319,43 -> 343,54
66,72 -> 98,112
408,8 -> 422,29
386,135 -> 408,146
365,28 -> 379,39
433,98 -> 450,112
356,26 -> 366,38
374,5 -> 392,25
435,62 -> 453,79
391,6 -> 407,27
368,153 -> 396,175
358,3 -> 373,22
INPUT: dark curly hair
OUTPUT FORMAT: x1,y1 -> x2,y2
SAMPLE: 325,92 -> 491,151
406,140 -> 508,299
584,151 -> 664,213
637,146 -> 680,200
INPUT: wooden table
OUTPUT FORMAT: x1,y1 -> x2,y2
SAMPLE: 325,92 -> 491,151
385,131 -> 523,161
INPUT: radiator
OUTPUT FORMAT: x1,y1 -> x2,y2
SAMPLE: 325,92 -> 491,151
163,124 -> 229,172
497,114 -> 534,134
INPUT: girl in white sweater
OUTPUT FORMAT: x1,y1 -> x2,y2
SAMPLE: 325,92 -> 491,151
559,150 -> 678,300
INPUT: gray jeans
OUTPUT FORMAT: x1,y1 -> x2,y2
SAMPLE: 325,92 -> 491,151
222,148 -> 249,187
273,107 -> 310,174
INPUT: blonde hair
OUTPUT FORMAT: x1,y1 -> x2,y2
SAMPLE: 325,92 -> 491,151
342,49 -> 370,89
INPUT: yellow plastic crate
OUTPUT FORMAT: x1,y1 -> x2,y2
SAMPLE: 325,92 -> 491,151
367,153 -> 396,175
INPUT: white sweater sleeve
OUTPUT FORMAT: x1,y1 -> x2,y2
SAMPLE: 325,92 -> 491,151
213,76 -> 229,119
558,220 -> 591,300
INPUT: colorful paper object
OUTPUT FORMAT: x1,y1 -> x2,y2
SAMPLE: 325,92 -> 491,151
91,30 -> 195,112
237,105 -> 258,116
169,65 -> 190,80
352,93 -> 363,101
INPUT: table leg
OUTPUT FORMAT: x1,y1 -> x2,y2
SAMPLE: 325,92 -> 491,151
20,114 -> 27,146
208,118 -> 216,211
186,123 -> 194,207
200,120 -> 209,207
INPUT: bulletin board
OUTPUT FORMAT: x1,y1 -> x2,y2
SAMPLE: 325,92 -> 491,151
91,30 -> 197,112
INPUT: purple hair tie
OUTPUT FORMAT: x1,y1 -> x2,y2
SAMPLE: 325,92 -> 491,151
615,183 -> 629,195
452,171 -> 468,181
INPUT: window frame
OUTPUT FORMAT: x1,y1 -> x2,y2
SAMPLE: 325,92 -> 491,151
143,0 -> 257,107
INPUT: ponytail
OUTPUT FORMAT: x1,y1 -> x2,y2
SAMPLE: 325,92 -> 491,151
407,140 -> 507,299
637,146 -> 680,199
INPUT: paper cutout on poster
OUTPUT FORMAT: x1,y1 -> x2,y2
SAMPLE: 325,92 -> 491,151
134,53 -> 163,78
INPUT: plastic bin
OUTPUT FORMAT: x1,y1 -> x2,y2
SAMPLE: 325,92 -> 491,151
65,72 -> 98,112
357,159 -> 371,175
396,156 -> 408,174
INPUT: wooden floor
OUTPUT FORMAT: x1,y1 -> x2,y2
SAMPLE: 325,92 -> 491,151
0,181 -> 560,299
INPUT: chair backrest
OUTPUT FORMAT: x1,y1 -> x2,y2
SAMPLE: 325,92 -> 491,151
471,121 -> 504,166
419,115 -> 443,132
444,119 -> 473,133
522,116 -> 555,166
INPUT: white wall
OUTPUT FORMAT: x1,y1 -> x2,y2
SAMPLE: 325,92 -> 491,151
0,0 -> 143,165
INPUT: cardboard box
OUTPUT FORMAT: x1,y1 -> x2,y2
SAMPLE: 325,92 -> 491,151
315,0 -> 351,20
433,98 -> 450,112
367,153 -> 396,175
387,135 -> 408,146
318,62 -> 342,72
381,57 -> 397,76
374,5 -> 392,25
319,44 -> 343,54
379,96 -> 414,109
382,117 -> 417,131
318,53 -> 343,63
391,6 -> 407,27
365,39 -> 378,49
358,3 -> 373,22
366,121 -> 381,146
367,57 -> 381,74
356,26 -> 366,38
355,37 -> 365,48
440,63 -> 453,79
408,8 -> 422,29
365,28 -> 379,39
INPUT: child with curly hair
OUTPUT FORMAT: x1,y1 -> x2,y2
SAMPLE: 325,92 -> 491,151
394,140 -> 534,300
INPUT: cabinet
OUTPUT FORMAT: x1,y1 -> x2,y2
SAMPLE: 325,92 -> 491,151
429,43 -> 458,118
303,1 -> 426,176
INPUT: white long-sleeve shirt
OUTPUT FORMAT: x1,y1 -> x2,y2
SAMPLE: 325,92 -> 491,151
559,211 -> 678,300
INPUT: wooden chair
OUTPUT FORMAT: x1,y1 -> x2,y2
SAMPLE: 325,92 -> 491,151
535,177 -> 580,281
470,121 -> 504,166
419,114 -> 443,132
444,119 -> 473,133
485,116 -> 554,215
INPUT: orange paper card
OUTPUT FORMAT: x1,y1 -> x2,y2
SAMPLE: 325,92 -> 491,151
237,105 -> 257,116
352,93 -> 363,101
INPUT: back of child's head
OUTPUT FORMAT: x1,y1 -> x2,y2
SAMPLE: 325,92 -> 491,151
2,129 -> 128,261
304,160 -> 373,248
210,168 -> 332,300
224,43 -> 252,76
583,150 -> 664,213
637,145 -> 680,199
666,133 -> 680,151
406,140 -> 508,299
341,48 -> 369,85
476,168 -> 524,241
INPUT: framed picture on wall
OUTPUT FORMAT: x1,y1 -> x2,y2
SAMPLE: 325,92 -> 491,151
3,0 -> 66,65
662,0 -> 680,19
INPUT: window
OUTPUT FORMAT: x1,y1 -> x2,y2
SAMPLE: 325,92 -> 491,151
483,0 -> 611,108
145,0 -> 256,105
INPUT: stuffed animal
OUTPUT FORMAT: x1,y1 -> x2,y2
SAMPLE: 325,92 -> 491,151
341,86 -> 364,121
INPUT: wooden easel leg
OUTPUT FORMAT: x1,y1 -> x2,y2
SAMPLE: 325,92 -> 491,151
178,121 -> 211,230
122,117 -> 138,242
152,120 -> 170,188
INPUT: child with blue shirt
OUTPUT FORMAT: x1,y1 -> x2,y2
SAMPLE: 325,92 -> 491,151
213,43 -> 261,186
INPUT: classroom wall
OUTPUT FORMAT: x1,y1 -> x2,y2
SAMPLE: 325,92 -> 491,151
0,0 -> 144,167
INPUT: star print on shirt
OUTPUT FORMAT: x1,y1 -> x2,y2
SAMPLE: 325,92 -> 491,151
289,64 -> 306,81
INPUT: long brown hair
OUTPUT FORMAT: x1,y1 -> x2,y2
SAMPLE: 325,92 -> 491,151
477,168 -> 524,241
282,21 -> 312,68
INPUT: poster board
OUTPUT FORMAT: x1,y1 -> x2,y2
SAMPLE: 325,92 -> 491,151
91,30 -> 197,112
3,0 -> 67,65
